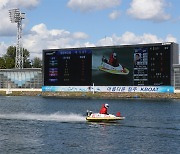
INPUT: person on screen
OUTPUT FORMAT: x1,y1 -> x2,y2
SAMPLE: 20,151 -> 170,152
109,52 -> 119,67
99,104 -> 109,114
134,53 -> 141,65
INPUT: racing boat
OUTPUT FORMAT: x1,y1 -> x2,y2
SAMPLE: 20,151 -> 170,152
86,110 -> 125,122
98,61 -> 129,75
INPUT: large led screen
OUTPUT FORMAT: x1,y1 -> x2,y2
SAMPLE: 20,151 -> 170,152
43,43 -> 173,86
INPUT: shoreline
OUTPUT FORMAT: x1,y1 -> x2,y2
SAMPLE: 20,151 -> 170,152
1,91 -> 180,99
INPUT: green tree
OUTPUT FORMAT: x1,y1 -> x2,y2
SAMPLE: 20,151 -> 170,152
0,57 -> 6,69
5,46 -> 16,59
32,57 -> 42,68
3,46 -> 32,68
4,57 -> 15,68
3,46 -> 16,69
22,48 -> 32,68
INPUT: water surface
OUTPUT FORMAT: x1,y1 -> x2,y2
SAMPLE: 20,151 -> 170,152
0,96 -> 179,154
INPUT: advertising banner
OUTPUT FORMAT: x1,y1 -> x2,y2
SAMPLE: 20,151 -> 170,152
42,86 -> 174,93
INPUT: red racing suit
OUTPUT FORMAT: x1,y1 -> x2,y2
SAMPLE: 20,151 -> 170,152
109,53 -> 114,65
99,104 -> 108,114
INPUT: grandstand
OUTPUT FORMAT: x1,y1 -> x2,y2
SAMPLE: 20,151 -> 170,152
0,69 -> 42,89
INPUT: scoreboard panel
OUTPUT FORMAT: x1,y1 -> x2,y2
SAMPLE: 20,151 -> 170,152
148,45 -> 171,86
133,45 -> 171,86
44,49 -> 92,86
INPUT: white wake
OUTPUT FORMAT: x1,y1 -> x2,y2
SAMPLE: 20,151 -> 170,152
0,112 -> 86,122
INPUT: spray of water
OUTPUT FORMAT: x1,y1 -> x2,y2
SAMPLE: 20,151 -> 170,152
0,112 -> 86,122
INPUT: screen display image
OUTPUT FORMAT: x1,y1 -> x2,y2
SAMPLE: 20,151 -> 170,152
43,43 -> 176,87
92,47 -> 134,86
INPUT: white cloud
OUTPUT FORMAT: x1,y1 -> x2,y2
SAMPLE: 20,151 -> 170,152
22,23 -> 90,58
0,0 -> 8,9
165,34 -> 177,43
1,28 -> 178,59
1,0 -> 40,9
72,32 -> 89,39
127,0 -> 171,22
97,36 -> 114,46
109,10 -> 121,20
67,0 -> 121,12
0,0 -> 40,37
96,31 -> 176,46
0,41 -> 9,56
0,9 -> 17,36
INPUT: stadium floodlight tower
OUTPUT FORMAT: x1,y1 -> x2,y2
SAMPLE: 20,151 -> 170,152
9,8 -> 25,69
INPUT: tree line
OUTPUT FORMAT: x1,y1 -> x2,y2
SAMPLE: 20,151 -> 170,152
0,46 -> 42,69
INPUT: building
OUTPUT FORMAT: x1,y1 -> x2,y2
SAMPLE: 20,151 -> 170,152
173,64 -> 180,90
0,68 -> 42,89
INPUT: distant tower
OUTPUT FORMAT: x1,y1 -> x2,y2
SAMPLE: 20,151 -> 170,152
9,8 -> 25,69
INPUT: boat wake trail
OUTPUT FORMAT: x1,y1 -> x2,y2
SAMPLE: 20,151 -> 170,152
0,112 -> 86,122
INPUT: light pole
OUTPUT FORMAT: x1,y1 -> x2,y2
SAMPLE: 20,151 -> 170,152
9,8 -> 25,69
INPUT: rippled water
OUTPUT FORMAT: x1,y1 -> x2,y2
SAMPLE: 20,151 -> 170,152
0,96 -> 179,154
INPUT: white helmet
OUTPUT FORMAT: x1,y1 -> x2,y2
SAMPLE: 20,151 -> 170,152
113,53 -> 117,57
105,104 -> 109,108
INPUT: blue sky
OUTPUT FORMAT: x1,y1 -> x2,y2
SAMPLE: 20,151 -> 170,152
0,0 -> 180,59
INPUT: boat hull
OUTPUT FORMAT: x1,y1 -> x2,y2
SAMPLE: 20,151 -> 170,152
86,116 -> 125,122
99,66 -> 129,75
98,62 -> 129,75
86,112 -> 125,122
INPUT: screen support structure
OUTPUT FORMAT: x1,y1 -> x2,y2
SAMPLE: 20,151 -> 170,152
9,9 -> 25,69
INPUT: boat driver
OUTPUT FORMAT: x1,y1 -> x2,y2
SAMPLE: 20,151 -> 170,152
99,104 -> 109,114
109,52 -> 119,67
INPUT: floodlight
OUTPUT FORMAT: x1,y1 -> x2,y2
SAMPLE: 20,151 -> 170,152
9,9 -> 25,69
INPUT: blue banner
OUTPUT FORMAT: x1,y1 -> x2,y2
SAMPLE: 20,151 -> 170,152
42,86 -> 174,93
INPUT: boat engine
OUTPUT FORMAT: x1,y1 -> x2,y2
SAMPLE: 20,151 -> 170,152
86,110 -> 92,117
